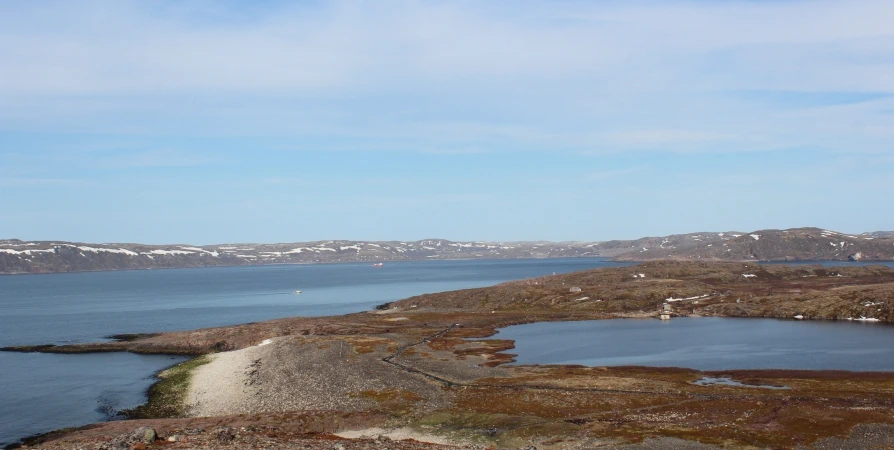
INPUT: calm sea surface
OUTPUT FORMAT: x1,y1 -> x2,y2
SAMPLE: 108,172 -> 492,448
0,258 -> 625,446
495,317 -> 894,371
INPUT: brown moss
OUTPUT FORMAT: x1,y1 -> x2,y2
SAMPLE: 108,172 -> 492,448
350,389 -> 424,417
455,387 -> 661,419
343,337 -> 394,354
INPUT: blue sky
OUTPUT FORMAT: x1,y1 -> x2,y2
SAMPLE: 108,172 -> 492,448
1,0 -> 892,244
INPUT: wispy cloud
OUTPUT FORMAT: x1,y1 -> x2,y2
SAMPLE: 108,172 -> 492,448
732,90 -> 893,109
100,149 -> 219,169
0,177 -> 99,187
586,167 -> 644,181
1,0 -> 892,155
1,1 -> 893,242
417,146 -> 489,155
262,177 -> 318,187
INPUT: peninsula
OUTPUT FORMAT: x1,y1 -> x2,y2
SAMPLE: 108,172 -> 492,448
8,261 -> 894,449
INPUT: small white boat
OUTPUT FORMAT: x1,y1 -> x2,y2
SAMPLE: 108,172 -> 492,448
294,290 -> 302,294
371,263 -> 384,267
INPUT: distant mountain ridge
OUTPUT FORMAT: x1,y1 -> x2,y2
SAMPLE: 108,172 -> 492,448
609,227 -> 894,262
1,227 -> 892,274
0,239 -> 600,274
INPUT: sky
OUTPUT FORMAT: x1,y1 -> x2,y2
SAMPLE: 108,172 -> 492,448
1,0 -> 892,244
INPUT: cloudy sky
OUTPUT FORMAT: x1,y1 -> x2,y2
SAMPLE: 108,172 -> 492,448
1,0 -> 892,244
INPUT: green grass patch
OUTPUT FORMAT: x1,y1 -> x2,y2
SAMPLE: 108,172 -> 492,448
122,356 -> 209,419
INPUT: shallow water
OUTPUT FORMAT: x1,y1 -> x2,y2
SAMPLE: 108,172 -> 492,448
1,353 -> 187,445
693,376 -> 790,389
493,317 -> 894,371
0,257 -> 624,446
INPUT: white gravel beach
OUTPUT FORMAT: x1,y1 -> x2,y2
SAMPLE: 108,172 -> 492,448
185,335 -> 450,417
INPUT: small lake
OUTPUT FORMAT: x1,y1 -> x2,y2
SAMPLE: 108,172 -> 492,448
494,317 -> 894,371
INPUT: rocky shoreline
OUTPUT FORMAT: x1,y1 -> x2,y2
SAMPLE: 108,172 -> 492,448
6,261 -> 894,449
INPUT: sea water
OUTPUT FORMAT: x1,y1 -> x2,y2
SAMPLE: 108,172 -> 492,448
0,257 -> 624,446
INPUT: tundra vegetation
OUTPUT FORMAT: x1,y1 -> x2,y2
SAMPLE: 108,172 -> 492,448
8,261 -> 894,449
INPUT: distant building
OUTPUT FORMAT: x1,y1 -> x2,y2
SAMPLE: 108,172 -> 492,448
660,302 -> 672,320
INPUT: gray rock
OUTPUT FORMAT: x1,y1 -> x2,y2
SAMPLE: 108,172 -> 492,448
99,427 -> 156,450
140,427 -> 156,444
215,426 -> 236,442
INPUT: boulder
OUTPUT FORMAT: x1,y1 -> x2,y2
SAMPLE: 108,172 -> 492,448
215,426 -> 236,443
99,427 -> 156,450
140,428 -> 156,444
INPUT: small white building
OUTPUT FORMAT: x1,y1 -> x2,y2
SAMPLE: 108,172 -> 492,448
659,302 -> 672,320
